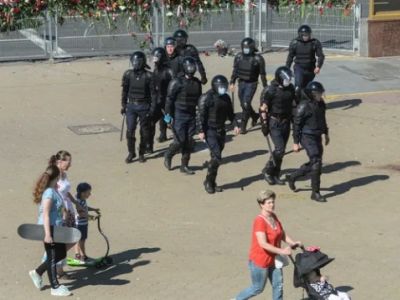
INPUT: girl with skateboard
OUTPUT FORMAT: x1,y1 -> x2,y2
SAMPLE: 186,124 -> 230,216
29,165 -> 72,296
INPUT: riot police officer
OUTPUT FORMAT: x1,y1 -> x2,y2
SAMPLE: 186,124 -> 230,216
198,75 -> 240,194
230,37 -> 267,134
163,57 -> 202,175
286,25 -> 325,102
259,66 -> 296,185
151,47 -> 174,144
286,81 -> 329,202
164,36 -> 183,76
173,29 -> 208,85
121,51 -> 154,163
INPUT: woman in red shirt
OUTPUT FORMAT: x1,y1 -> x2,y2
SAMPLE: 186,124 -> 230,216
234,190 -> 301,300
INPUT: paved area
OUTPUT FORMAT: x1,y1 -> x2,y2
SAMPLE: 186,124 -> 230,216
0,52 -> 399,299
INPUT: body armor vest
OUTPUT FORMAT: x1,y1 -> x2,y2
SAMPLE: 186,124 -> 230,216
237,56 -> 259,82
128,71 -> 150,102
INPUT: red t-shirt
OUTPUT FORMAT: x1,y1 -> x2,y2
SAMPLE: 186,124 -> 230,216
248,214 -> 284,268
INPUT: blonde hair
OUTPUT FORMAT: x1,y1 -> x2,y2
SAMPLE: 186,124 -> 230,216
257,190 -> 276,205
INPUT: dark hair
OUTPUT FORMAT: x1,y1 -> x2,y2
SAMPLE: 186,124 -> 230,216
33,165 -> 60,204
48,150 -> 71,166
76,182 -> 92,199
256,190 -> 276,205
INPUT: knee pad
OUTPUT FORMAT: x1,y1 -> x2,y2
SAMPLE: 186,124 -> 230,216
311,159 -> 322,172
126,130 -> 135,139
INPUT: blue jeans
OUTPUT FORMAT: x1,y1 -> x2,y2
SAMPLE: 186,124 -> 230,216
236,260 -> 283,300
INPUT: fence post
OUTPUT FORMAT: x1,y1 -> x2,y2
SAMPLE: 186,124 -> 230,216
46,10 -> 54,61
154,1 -> 159,47
245,0 -> 251,37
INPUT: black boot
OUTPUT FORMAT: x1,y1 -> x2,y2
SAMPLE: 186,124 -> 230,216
158,134 -> 167,143
262,162 -> 276,185
158,121 -> 167,143
311,165 -> 326,202
264,174 -> 276,185
251,111 -> 259,127
311,192 -> 327,202
204,178 -> 215,194
164,151 -> 172,170
164,142 -> 179,170
240,115 -> 249,135
138,143 -> 147,163
180,154 -> 195,175
273,175 -> 285,185
180,165 -> 195,175
285,174 -> 297,192
125,137 -> 136,164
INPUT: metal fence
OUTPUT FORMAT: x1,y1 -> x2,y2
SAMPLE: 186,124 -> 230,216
0,4 -> 360,62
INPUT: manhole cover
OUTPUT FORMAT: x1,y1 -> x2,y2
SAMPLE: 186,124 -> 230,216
68,123 -> 120,135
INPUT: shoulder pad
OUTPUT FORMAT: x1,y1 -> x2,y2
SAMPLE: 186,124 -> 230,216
186,44 -> 198,54
297,100 -> 308,113
123,69 -> 132,77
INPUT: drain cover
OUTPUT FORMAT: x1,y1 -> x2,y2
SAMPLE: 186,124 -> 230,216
68,123 -> 120,135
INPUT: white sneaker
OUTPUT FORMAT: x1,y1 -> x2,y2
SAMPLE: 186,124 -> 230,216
51,285 -> 72,296
29,270 -> 43,290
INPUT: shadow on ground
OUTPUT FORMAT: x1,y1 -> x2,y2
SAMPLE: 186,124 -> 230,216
326,98 -> 362,110
63,247 -> 161,291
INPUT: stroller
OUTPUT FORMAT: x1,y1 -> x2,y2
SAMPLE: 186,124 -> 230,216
290,246 -> 336,300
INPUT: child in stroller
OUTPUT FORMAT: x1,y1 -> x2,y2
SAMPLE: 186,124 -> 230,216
292,246 -> 351,300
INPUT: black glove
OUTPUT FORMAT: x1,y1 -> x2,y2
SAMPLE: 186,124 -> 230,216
120,106 -> 126,115
201,76 -> 208,85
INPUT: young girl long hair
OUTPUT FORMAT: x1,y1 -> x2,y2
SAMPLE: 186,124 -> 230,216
33,165 -> 60,204
48,150 -> 71,167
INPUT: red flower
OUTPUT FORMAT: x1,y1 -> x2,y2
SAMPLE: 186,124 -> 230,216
12,7 -> 21,14
319,7 -> 323,15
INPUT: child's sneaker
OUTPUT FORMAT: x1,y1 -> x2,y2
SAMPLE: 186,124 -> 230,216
51,285 -> 72,296
29,270 -> 43,290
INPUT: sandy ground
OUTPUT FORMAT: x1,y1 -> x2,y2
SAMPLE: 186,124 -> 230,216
1,52 -> 400,300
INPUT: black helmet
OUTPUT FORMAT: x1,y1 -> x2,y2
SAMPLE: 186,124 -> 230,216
173,29 -> 188,47
152,47 -> 167,65
130,51 -> 146,71
274,66 -> 293,86
164,36 -> 177,47
304,81 -> 325,100
211,75 -> 229,94
182,57 -> 197,77
298,24 -> 312,36
241,37 -> 256,55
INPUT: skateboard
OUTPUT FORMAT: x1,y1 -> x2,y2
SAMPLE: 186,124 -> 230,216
17,224 -> 81,244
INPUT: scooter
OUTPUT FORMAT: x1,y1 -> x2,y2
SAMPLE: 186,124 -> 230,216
67,214 -> 112,269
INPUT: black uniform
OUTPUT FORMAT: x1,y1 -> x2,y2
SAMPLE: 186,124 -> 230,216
286,36 -> 324,101
198,84 -> 238,193
286,82 -> 329,202
260,80 -> 295,184
164,72 -> 202,174
151,60 -> 174,144
230,38 -> 267,133
176,44 -> 207,83
121,53 -> 154,163
167,51 -> 183,76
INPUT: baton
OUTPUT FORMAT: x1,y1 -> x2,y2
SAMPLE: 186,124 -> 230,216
161,108 -> 182,145
284,147 -> 303,156
231,91 -> 235,114
120,114 -> 126,142
266,135 -> 277,167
